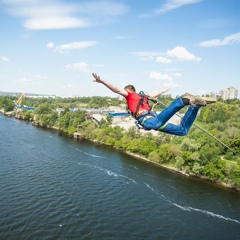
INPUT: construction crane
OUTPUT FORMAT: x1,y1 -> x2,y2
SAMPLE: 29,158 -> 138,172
16,92 -> 24,106
13,93 -> 35,110
14,92 -> 24,108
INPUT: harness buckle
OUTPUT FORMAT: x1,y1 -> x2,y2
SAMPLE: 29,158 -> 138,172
134,121 -> 146,130
136,110 -> 149,119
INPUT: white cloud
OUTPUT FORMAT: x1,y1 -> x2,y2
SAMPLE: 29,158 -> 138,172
65,62 -> 89,73
155,0 -> 201,14
149,71 -> 172,81
1,56 -> 10,62
167,46 -> 201,62
54,41 -> 97,53
139,0 -> 201,17
156,56 -> 172,64
3,1 -> 128,30
46,42 -> 55,48
9,1 -> 90,30
199,32 -> 240,47
25,16 -> 89,30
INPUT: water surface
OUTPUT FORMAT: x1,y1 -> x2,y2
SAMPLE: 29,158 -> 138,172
0,115 -> 239,240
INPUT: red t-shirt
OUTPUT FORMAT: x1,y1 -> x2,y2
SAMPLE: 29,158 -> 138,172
125,92 -> 150,115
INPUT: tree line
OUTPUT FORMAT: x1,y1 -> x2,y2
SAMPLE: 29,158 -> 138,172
0,94 -> 240,191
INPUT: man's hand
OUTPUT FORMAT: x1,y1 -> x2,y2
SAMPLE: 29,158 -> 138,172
91,72 -> 128,97
92,73 -> 103,83
150,88 -> 170,98
161,88 -> 170,94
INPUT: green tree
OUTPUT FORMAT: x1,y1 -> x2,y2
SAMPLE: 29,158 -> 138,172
199,144 -> 220,164
138,138 -> 157,156
35,104 -> 52,114
230,135 -> 240,153
126,138 -> 141,153
158,144 -> 175,163
23,111 -> 33,121
175,156 -> 185,170
192,162 -> 203,174
0,97 -> 14,112
180,138 -> 201,152
114,134 -> 131,150
59,111 -> 71,130
67,126 -> 77,136
202,159 -> 226,181
149,151 -> 159,163
230,166 -> 240,188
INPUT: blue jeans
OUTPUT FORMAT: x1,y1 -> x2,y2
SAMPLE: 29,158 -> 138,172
138,97 -> 200,136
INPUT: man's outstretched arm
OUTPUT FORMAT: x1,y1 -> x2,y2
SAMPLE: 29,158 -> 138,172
92,73 -> 128,97
150,88 -> 170,98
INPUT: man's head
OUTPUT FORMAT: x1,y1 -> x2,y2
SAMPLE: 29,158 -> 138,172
124,85 -> 136,93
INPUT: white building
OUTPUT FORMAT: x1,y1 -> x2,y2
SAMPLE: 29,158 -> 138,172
219,87 -> 238,100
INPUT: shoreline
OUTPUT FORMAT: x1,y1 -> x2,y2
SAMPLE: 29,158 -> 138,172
118,149 -> 239,193
1,112 -> 239,193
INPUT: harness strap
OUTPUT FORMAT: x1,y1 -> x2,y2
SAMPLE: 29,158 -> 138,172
137,114 -> 168,131
131,91 -> 151,119
158,122 -> 168,131
141,115 -> 154,125
134,91 -> 145,117
136,109 -> 148,119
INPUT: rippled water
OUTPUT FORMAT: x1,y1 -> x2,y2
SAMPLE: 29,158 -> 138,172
0,115 -> 240,240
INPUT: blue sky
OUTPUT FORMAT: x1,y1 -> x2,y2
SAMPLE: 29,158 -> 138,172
0,0 -> 239,98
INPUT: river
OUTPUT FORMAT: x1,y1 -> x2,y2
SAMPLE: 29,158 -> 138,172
0,114 -> 239,240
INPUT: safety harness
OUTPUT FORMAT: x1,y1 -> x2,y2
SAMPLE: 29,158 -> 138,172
128,91 -> 161,130
133,91 -> 151,118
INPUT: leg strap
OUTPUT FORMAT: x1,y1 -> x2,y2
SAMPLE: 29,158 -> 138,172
158,122 -> 168,131
141,115 -> 154,125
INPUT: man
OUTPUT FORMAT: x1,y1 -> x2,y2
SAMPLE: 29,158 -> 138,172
92,73 -> 216,136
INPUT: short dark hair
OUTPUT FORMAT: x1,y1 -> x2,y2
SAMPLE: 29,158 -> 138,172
124,85 -> 136,92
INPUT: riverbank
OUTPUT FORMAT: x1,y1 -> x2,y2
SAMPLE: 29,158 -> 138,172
119,149 -> 239,193
1,111 -> 239,193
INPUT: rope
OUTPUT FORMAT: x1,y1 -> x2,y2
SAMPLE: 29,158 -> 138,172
151,98 -> 239,156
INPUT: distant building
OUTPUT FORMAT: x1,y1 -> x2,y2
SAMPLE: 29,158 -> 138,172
219,87 -> 238,100
108,112 -> 130,124
56,108 -> 65,116
208,92 -> 218,99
